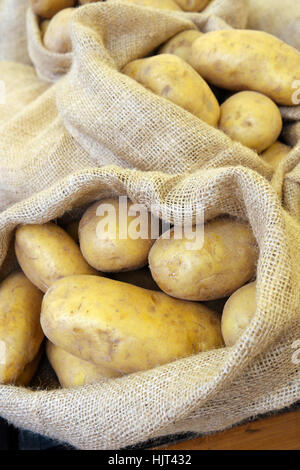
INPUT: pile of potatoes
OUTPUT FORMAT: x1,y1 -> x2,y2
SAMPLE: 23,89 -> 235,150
0,197 -> 260,388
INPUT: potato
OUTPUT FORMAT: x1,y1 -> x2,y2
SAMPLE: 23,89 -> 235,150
43,8 -> 74,53
79,198 -> 155,272
174,0 -> 209,12
123,54 -> 220,127
248,0 -> 300,51
149,217 -> 258,301
16,348 -> 43,387
189,30 -> 300,106
41,275 -> 223,373
111,268 -> 160,291
158,30 -> 203,62
261,141 -> 291,170
30,0 -> 76,19
221,281 -> 256,347
0,272 -> 44,384
219,91 -> 282,153
46,341 -> 121,388
119,0 -> 182,10
15,222 -> 96,293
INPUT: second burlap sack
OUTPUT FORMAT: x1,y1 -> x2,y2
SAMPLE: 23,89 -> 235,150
0,2 -> 271,213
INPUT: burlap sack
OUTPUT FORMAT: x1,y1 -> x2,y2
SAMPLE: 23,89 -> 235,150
0,1 -> 299,450
0,3 -> 272,213
0,164 -> 299,449
0,0 -> 31,65
27,0 -> 249,82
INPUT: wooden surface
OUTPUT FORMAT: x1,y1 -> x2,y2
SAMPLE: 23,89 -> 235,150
154,409 -> 300,450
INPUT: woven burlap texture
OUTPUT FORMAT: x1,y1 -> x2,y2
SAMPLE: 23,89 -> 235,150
27,0 -> 249,82
0,1 -> 299,450
0,2 -> 272,213
0,0 -> 31,65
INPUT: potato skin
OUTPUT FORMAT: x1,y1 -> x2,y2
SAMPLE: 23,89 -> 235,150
44,8 -> 75,53
174,0 -> 209,12
219,91 -> 282,153
30,0 -> 76,19
261,141 -> 291,169
221,281 -> 256,347
189,30 -> 300,106
0,272 -> 44,384
149,218 -> 258,301
15,223 -> 96,293
159,30 -> 202,62
119,0 -> 182,10
79,198 -> 155,272
123,54 -> 220,127
46,341 -> 121,388
41,275 -> 223,374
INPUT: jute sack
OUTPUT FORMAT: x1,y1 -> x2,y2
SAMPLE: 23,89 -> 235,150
27,0 -> 249,82
0,2 -> 272,212
0,0 -> 31,64
0,164 -> 299,449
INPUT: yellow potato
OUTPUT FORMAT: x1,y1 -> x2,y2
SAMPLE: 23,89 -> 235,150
44,8 -> 75,53
46,341 -> 121,388
15,222 -> 96,293
189,30 -> 300,106
219,91 -> 282,153
0,272 -> 44,384
221,281 -> 256,347
119,0 -> 182,10
79,198 -> 155,272
174,0 -> 209,12
123,54 -> 220,127
159,30 -> 203,62
16,348 -> 43,387
41,275 -> 223,374
149,217 -> 258,301
111,268 -> 160,291
30,0 -> 76,19
261,141 -> 291,170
